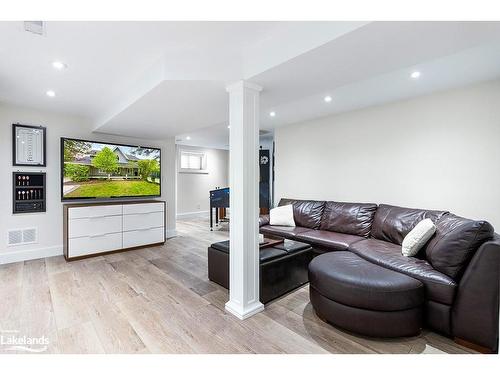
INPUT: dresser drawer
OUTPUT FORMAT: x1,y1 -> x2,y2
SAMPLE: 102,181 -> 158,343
123,227 -> 164,248
68,232 -> 122,258
69,215 -> 122,239
123,202 -> 164,215
123,211 -> 164,232
68,204 -> 122,219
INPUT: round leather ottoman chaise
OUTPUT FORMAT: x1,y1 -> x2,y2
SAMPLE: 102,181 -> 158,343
309,251 -> 424,338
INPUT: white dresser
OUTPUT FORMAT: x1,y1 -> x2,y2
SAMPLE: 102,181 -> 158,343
63,200 -> 166,260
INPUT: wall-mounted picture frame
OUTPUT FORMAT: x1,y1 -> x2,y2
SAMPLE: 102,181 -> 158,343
12,123 -> 46,167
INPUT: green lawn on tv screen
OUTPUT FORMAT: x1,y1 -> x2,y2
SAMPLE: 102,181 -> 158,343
65,180 -> 160,198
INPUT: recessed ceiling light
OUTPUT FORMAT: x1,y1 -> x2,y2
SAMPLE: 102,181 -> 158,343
46,90 -> 56,97
186,136 -> 191,140
411,71 -> 421,79
324,95 -> 332,103
52,61 -> 67,70
269,111 -> 276,117
227,125 -> 230,129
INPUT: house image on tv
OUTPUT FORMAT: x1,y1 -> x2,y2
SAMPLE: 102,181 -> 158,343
68,146 -> 141,179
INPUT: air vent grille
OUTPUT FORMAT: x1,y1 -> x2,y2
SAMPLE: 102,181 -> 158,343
8,228 -> 38,246
8,230 -> 22,246
23,228 -> 37,243
24,21 -> 45,36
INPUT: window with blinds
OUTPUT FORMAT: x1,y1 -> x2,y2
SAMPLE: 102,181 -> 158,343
179,150 -> 208,173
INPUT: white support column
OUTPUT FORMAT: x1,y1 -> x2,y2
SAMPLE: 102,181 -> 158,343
162,137 -> 177,238
225,80 -> 264,320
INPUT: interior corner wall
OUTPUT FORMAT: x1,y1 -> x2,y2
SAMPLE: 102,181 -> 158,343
176,145 -> 229,217
274,79 -> 500,230
0,103 -> 175,264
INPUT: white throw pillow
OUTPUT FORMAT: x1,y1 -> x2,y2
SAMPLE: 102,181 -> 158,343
269,205 -> 295,227
402,218 -> 436,257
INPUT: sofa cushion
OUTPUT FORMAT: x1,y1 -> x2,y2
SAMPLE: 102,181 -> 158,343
259,225 -> 312,240
320,201 -> 378,237
309,251 -> 424,311
371,204 -> 447,245
349,238 -> 457,305
279,198 -> 326,229
258,214 -> 270,227
425,214 -> 494,279
296,230 -> 364,251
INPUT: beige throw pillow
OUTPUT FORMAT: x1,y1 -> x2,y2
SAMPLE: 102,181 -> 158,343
402,218 -> 436,257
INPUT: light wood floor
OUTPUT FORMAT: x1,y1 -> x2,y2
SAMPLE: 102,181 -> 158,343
0,215 -> 476,354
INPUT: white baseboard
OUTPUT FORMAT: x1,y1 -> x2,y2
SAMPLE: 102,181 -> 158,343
225,300 -> 265,320
0,245 -> 63,265
176,210 -> 209,219
166,229 -> 178,239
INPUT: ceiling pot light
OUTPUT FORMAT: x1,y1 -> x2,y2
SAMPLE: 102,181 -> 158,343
46,90 -> 56,97
269,111 -> 276,117
411,71 -> 421,79
186,136 -> 191,140
324,95 -> 332,103
227,125 -> 230,129
52,61 -> 67,70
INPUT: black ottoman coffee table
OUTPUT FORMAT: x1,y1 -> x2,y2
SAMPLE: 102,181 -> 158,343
208,239 -> 313,304
309,251 -> 424,338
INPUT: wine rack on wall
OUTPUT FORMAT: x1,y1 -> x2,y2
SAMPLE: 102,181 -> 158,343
13,171 -> 46,214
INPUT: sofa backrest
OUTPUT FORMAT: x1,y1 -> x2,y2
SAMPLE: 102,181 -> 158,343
278,198 -> 325,229
371,204 -> 447,245
320,201 -> 378,237
425,214 -> 494,279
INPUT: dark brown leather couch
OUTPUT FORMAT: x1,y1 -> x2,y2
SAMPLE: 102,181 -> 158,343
259,198 -> 499,353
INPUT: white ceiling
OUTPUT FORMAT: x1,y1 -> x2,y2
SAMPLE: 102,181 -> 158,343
1,21 -> 500,149
0,21 -> 287,117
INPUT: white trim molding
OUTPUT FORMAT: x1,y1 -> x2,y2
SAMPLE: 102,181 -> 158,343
0,245 -> 62,265
166,229 -> 178,239
225,300 -> 264,320
176,211 -> 209,219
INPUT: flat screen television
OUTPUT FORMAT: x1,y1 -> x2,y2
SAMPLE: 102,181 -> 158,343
61,137 -> 161,200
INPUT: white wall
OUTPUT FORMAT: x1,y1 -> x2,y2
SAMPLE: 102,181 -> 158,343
176,145 -> 229,216
0,103 -> 176,264
274,80 -> 500,230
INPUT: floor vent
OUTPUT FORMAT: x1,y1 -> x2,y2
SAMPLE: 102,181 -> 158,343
8,228 -> 38,246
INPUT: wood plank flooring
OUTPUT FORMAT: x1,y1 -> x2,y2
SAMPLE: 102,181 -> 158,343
0,215 -> 477,354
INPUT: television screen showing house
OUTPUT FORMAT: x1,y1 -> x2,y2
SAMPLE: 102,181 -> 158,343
62,138 -> 161,199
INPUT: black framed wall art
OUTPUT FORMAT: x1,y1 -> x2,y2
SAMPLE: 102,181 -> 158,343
12,123 -> 47,167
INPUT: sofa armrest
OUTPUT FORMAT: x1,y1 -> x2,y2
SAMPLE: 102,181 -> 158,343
452,234 -> 500,353
259,214 -> 270,227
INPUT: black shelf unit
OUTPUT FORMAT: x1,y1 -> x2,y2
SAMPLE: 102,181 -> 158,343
13,171 -> 46,214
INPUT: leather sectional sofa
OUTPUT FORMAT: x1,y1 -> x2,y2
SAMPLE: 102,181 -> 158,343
259,198 -> 500,353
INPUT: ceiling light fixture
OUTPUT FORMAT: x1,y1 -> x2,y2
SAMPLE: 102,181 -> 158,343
411,71 -> 421,79
269,111 -> 276,117
52,61 -> 67,70
186,136 -> 191,140
46,90 -> 56,97
227,125 -> 230,129
324,95 -> 332,103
